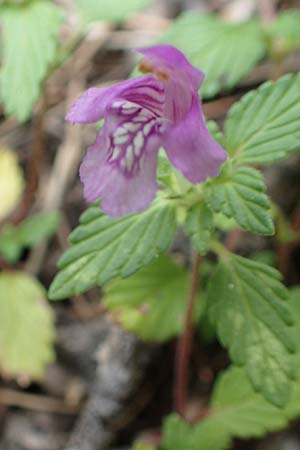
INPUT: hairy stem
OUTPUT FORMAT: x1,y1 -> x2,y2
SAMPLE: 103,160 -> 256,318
175,251 -> 201,417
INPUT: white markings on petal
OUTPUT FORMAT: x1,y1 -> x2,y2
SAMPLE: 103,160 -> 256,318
123,122 -> 140,132
107,103 -> 163,176
122,108 -> 140,115
120,101 -> 140,115
111,100 -> 124,108
133,132 -> 144,157
121,101 -> 138,109
114,127 -> 128,137
125,145 -> 134,170
114,134 -> 129,145
110,146 -> 122,161
132,115 -> 149,123
143,119 -> 155,136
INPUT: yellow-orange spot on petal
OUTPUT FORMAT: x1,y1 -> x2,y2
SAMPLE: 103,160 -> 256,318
138,61 -> 153,74
155,70 -> 169,81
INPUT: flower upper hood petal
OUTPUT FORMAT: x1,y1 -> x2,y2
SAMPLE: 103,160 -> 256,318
136,45 -> 204,122
136,44 -> 204,91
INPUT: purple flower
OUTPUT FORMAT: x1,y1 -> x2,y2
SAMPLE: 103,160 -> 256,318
66,45 -> 227,217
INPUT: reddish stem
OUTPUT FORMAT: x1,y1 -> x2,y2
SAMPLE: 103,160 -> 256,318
12,93 -> 47,225
224,228 -> 243,252
277,207 -> 300,277
175,252 -> 201,417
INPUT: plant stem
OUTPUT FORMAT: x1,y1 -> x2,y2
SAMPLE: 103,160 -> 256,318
258,0 -> 276,24
13,91 -> 47,225
175,251 -> 201,418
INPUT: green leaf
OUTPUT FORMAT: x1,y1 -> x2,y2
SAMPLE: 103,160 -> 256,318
0,212 -> 61,263
284,288 -> 300,419
0,226 -> 21,262
225,74 -> 300,164
269,10 -> 300,51
162,414 -> 230,450
183,366 -> 295,448
49,201 -> 177,300
0,147 -> 24,220
250,249 -> 276,267
104,255 -> 201,341
162,289 -> 300,450
131,441 -> 156,450
191,421 -> 231,450
207,121 -> 225,146
162,415 -> 195,450
162,366 -> 294,450
157,150 -> 174,188
17,212 -> 61,246
159,13 -> 265,98
0,1 -> 63,121
208,254 -> 295,406
209,366 -> 289,438
0,271 -> 55,380
75,0 -> 149,23
288,288 -> 300,333
207,165 -> 274,235
184,203 -> 213,255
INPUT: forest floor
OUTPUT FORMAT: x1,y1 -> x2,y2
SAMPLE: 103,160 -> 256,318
1,1 -> 300,449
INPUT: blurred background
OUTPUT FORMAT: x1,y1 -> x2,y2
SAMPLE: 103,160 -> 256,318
1,1 -> 300,450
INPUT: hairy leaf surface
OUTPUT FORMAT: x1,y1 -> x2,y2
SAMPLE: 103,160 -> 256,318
208,254 -> 295,406
104,256 -> 201,341
225,74 -> 300,163
207,166 -> 274,235
184,203 -> 214,254
49,202 -> 177,299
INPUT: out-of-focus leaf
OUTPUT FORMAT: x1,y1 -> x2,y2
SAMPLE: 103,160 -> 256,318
75,0 -> 149,23
162,414 -> 230,450
207,121 -> 225,146
49,200 -> 177,300
225,74 -> 300,164
0,1 -> 63,121
159,13 -> 265,98
269,10 -> 300,51
17,212 -> 61,246
0,147 -> 24,220
0,271 -> 55,380
131,441 -> 156,450
162,415 -> 195,450
208,254 -> 295,406
104,255 -> 202,341
0,212 -> 61,263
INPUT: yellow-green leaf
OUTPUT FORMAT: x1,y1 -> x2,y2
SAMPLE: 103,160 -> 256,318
0,147 -> 24,220
0,271 -> 55,380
